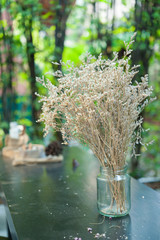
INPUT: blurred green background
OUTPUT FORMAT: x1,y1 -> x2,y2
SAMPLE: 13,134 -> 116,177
0,0 -> 160,178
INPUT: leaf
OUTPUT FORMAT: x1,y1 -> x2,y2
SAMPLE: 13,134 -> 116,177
121,0 -> 127,6
42,12 -> 53,20
0,33 -> 3,39
17,118 -> 33,127
0,129 -> 5,137
155,52 -> 160,61
0,19 -> 7,28
157,29 -> 160,37
19,72 -> 28,82
98,0 -> 110,3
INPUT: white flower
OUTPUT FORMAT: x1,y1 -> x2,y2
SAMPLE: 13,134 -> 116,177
37,33 -> 154,167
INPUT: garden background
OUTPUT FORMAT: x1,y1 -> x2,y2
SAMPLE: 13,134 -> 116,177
0,0 -> 160,178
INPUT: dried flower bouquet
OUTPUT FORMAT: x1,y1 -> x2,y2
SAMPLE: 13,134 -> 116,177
37,34 -> 154,216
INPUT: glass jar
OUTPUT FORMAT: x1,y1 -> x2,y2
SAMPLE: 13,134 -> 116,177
97,165 -> 131,217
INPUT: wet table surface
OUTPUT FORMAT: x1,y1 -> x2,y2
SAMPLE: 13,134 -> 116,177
0,145 -> 160,240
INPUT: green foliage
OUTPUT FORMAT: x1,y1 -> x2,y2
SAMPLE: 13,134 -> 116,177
63,44 -> 86,65
0,129 -> 4,137
0,122 -> 9,132
17,118 -> 32,127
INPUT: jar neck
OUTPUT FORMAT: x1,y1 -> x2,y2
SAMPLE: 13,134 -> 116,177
100,164 -> 128,175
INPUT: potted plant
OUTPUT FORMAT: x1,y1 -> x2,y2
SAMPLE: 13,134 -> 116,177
36,34 -> 155,217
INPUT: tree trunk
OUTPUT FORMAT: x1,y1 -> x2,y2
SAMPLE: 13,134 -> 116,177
25,18 -> 37,126
0,2 -> 14,124
27,28 -> 36,123
131,0 -> 155,175
53,17 -> 66,71
52,0 -> 75,142
53,0 -> 75,71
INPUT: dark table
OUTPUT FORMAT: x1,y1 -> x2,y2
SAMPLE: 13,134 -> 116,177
0,145 -> 160,240
0,191 -> 9,239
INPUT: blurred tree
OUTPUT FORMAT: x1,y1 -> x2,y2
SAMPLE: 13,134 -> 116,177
53,0 -> 76,71
133,0 -> 160,76
41,0 -> 76,71
131,0 -> 160,175
40,0 -> 76,141
0,0 -> 14,125
83,0 -> 123,58
12,0 -> 42,126
53,0 -> 76,141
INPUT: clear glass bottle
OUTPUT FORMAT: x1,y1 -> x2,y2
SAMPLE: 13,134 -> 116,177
97,165 -> 131,217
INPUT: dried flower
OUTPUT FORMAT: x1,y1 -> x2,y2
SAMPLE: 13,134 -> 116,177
95,233 -> 100,238
94,232 -> 106,239
87,227 -> 92,233
37,33 -> 154,168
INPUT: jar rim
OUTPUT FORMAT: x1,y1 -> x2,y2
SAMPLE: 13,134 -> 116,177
100,164 -> 128,173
